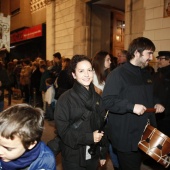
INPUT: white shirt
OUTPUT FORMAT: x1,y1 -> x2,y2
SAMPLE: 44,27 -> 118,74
93,72 -> 105,91
45,85 -> 56,104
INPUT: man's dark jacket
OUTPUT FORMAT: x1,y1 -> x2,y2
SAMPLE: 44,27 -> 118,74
153,65 -> 170,136
102,62 -> 157,152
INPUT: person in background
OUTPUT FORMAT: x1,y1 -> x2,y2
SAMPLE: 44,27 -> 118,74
92,51 -> 111,95
13,60 -> 22,90
49,52 -> 62,82
153,51 -> 170,137
6,62 -> 15,106
102,37 -> 165,170
0,61 -> 10,112
92,51 -> 119,169
166,2 -> 170,16
0,104 -> 56,170
30,61 -> 42,107
55,58 -> 73,100
109,53 -> 118,71
39,64 -> 51,111
117,50 -> 128,65
20,58 -> 32,103
54,55 -> 108,170
44,78 -> 56,121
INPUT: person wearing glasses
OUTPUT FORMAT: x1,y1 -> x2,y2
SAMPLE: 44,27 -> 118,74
117,50 -> 128,66
153,51 -> 170,137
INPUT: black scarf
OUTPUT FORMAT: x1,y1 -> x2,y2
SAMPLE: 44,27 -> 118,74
73,81 -> 102,131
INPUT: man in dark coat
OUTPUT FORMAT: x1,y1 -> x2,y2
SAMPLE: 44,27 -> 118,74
49,52 -> 62,81
153,51 -> 170,137
30,62 -> 42,107
102,37 -> 165,170
0,61 -> 10,111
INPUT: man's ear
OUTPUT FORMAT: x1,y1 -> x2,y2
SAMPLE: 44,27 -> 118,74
27,141 -> 37,150
134,50 -> 139,56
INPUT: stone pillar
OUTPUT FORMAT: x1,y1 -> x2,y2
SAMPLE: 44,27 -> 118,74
54,0 -> 90,58
46,1 -> 55,60
73,0 -> 91,57
125,0 -> 145,50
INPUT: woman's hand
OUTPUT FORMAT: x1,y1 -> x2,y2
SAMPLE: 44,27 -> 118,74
100,159 -> 106,166
93,130 -> 104,143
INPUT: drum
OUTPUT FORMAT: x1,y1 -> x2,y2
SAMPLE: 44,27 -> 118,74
138,124 -> 170,168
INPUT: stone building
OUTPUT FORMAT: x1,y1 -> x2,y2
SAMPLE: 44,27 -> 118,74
0,0 -> 170,69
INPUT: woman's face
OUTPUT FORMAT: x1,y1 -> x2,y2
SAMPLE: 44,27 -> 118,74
104,54 -> 111,70
72,60 -> 93,89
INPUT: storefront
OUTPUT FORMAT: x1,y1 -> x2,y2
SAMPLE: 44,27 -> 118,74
10,23 -> 46,61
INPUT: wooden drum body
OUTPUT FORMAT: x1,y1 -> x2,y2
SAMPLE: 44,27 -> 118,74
138,124 -> 170,168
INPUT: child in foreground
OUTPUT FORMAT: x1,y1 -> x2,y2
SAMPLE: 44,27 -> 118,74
0,104 -> 56,170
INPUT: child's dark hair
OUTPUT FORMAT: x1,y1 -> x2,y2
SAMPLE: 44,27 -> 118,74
0,104 -> 44,149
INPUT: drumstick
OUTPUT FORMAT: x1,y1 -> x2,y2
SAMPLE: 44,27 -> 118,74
145,108 -> 156,113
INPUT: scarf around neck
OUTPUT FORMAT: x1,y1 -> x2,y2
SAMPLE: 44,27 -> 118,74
1,141 -> 41,170
73,81 -> 101,130
73,81 -> 96,110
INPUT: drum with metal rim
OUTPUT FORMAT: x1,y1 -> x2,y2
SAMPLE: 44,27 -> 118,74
138,124 -> 170,168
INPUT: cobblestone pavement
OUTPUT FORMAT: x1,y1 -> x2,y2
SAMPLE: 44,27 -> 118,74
4,94 -> 168,170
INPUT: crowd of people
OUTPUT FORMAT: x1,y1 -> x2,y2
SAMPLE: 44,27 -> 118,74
0,36 -> 170,170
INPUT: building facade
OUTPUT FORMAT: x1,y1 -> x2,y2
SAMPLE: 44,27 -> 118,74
0,0 -> 170,68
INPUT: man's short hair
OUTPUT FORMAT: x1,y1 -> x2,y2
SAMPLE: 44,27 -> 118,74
53,52 -> 61,60
0,104 -> 44,149
39,64 -> 47,70
127,37 -> 155,61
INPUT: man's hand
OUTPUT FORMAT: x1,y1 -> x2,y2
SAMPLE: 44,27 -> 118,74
133,104 -> 146,115
154,104 -> 165,113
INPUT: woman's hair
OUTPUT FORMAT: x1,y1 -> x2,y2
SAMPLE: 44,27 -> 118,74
0,104 -> 44,149
92,51 -> 109,84
70,55 -> 91,74
127,37 -> 155,61
62,58 -> 71,70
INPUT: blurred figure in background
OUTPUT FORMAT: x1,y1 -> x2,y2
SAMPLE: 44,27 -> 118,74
92,51 -> 111,95
92,51 -> 119,169
109,53 -> 118,71
117,50 -> 128,66
49,52 -> 62,82
30,61 -> 42,107
44,78 -> 56,121
20,59 -> 32,103
7,62 -> 15,105
39,64 -> 51,111
55,58 -> 73,100
153,51 -> 170,137
0,61 -> 9,111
